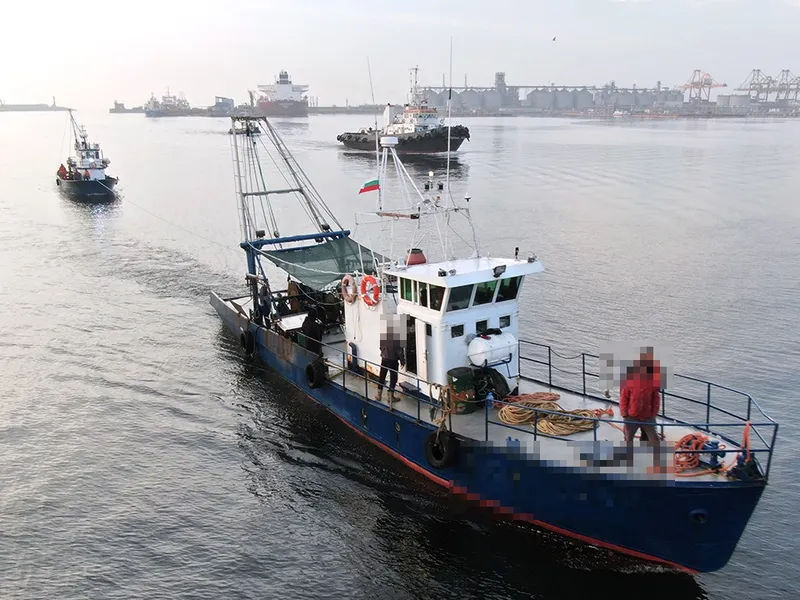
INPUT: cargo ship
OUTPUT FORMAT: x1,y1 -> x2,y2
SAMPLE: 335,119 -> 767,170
0,97 -> 70,112
252,71 -> 308,117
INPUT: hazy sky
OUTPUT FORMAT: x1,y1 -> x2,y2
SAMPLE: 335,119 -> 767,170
2,0 -> 799,109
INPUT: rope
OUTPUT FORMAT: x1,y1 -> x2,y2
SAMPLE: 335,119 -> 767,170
497,392 -> 613,437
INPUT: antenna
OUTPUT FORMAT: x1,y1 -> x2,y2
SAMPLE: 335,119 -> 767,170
367,57 -> 381,210
445,37 -> 453,207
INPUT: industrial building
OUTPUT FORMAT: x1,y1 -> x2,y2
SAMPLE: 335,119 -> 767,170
420,70 -> 800,117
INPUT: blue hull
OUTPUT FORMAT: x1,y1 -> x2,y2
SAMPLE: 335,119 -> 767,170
212,294 -> 766,573
57,177 -> 117,199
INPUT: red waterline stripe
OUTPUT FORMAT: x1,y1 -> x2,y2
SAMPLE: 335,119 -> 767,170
331,409 -> 696,574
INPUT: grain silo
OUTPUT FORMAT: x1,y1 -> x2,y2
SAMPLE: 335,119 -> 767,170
481,90 -> 503,111
555,90 -> 574,109
423,89 -> 445,107
574,89 -> 594,109
460,89 -> 481,110
616,92 -> 635,107
527,90 -> 554,110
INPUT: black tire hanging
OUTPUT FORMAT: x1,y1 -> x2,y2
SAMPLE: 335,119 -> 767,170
306,359 -> 326,389
425,430 -> 458,469
240,328 -> 255,356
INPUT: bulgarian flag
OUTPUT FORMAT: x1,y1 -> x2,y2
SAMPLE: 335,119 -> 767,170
359,178 -> 380,194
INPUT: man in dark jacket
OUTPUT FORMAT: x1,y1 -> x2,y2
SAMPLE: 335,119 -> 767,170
376,321 -> 405,403
300,307 -> 323,356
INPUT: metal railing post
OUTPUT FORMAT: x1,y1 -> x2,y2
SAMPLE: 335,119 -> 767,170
416,377 -> 421,421
706,382 -> 712,432
485,394 -> 489,441
548,347 -> 553,387
342,351 -> 346,387
533,410 -> 539,440
582,353 -> 586,396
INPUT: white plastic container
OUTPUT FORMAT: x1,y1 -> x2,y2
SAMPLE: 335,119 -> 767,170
467,332 -> 517,367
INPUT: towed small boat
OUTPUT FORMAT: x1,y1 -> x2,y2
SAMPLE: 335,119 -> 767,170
213,115 -> 778,574
229,121 -> 261,135
55,111 -> 118,199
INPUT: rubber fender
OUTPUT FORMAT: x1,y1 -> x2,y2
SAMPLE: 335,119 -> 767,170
239,328 -> 255,356
306,359 -> 326,389
425,430 -> 458,469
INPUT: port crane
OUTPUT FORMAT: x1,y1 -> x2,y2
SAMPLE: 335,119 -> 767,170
680,70 -> 727,103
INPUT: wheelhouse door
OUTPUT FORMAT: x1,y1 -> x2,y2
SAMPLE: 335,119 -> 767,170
415,319 -> 429,383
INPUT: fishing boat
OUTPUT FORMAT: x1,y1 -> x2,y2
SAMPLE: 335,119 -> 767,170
336,67 -> 470,154
55,111 -> 118,198
211,114 -> 777,574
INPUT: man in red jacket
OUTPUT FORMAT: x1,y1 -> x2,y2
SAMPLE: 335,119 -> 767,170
620,361 -> 662,469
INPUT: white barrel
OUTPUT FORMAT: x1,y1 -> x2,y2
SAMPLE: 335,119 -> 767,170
467,332 -> 517,367
380,136 -> 398,147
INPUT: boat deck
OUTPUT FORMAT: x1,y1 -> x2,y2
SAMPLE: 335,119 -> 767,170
218,296 -> 775,484
318,334 -> 736,482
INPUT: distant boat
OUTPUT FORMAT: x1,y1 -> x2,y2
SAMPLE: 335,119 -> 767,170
109,101 -> 145,114
336,67 -> 470,154
252,71 -> 309,117
55,111 -> 118,199
144,90 -> 203,117
0,97 -> 70,112
228,121 -> 261,135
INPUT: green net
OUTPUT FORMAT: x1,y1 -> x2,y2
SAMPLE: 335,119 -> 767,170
259,236 -> 387,291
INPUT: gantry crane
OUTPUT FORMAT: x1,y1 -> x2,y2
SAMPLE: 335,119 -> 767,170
680,70 -> 727,103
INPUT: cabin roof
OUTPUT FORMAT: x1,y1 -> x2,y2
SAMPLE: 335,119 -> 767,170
386,256 -> 544,288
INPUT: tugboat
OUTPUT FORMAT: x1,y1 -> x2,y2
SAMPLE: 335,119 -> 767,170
212,115 -> 777,574
55,111 -> 118,199
336,67 -> 470,154
252,71 -> 309,117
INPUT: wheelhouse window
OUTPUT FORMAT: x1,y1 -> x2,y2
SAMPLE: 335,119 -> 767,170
429,284 -> 445,311
419,283 -> 428,308
476,320 -> 488,334
474,280 -> 498,305
451,324 -> 464,338
496,276 -> 522,302
499,315 -> 511,329
446,284 -> 473,311
400,278 -> 413,301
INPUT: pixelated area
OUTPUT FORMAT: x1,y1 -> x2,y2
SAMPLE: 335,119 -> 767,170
598,341 -> 674,391
379,313 -> 408,344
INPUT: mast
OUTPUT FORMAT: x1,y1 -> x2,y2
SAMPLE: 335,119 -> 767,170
410,65 -> 421,105
445,38 -> 453,207
367,56 -> 381,211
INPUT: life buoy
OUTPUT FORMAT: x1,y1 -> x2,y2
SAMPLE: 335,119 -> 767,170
306,359 -> 326,389
89,161 -> 96,169
360,275 -> 380,306
341,274 -> 357,304
425,430 -> 458,469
